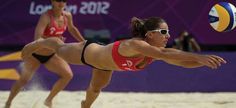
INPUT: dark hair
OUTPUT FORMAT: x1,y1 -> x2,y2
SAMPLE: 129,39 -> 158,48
131,17 -> 166,38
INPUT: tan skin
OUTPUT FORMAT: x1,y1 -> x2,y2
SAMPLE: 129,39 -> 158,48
5,0 -> 84,108
21,22 -> 226,108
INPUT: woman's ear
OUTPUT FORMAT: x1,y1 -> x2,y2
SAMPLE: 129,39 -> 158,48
146,32 -> 153,39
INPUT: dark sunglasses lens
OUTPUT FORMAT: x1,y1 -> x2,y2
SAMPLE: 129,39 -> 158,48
160,30 -> 167,35
55,0 -> 67,2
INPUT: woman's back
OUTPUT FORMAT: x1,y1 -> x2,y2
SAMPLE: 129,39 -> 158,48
85,42 -> 121,70
85,39 -> 153,71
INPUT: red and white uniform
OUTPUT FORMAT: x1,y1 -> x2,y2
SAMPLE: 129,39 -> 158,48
43,10 -> 67,37
112,41 -> 153,71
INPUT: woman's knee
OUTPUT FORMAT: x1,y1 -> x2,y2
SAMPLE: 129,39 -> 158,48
91,80 -> 110,90
18,65 -> 37,85
66,71 -> 73,80
89,85 -> 101,93
91,70 -> 113,89
60,70 -> 73,80
18,77 -> 31,85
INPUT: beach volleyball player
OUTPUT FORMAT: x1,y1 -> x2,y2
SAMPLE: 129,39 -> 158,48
5,0 -> 84,108
21,17 -> 226,108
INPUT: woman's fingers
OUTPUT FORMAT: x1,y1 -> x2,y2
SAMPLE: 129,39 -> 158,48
205,55 -> 227,69
208,55 -> 221,67
210,55 -> 227,64
198,55 -> 226,69
198,56 -> 214,69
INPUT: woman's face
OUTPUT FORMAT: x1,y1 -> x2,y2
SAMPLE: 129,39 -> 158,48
147,22 -> 170,47
51,0 -> 67,11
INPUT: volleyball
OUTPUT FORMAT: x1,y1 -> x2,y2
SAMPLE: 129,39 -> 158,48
208,2 -> 236,32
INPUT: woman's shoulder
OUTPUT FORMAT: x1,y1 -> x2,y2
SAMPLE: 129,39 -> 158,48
122,38 -> 149,50
63,11 -> 72,17
127,38 -> 148,45
40,10 -> 52,18
38,11 -> 50,21
42,9 -> 52,15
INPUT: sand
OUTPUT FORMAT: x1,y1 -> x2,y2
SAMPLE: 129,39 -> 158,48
0,91 -> 236,108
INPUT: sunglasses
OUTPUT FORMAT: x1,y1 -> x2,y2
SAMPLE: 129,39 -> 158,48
151,29 -> 169,35
54,0 -> 67,2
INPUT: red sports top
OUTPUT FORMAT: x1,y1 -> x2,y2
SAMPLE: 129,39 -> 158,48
112,41 -> 153,71
43,10 -> 67,37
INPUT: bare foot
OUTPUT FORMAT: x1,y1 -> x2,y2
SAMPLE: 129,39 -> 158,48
44,100 -> 52,108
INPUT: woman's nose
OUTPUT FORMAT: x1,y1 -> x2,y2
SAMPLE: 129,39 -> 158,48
165,34 -> 170,39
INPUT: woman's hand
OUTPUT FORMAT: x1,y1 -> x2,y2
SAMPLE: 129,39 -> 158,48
196,55 -> 227,69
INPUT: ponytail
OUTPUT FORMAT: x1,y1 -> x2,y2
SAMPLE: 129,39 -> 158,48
130,17 -> 147,38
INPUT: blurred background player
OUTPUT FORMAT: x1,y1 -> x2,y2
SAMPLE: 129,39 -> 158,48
172,30 -> 201,52
5,0 -> 84,108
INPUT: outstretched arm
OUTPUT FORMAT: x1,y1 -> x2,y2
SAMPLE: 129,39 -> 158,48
157,48 -> 226,68
158,48 -> 202,68
131,40 -> 226,69
164,60 -> 204,68
162,56 -> 204,68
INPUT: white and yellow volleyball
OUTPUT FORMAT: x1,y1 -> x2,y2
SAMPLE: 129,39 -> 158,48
209,2 -> 236,32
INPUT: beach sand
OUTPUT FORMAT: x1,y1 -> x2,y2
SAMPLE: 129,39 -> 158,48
0,91 -> 236,108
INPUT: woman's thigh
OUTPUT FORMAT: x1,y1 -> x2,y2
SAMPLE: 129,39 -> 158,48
90,69 -> 113,88
44,54 -> 73,76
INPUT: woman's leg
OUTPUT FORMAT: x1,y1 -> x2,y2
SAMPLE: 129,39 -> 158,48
5,57 -> 40,108
82,69 -> 113,108
43,54 -> 73,108
21,38 -> 64,59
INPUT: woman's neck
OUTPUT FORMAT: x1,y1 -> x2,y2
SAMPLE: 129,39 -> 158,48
52,9 -> 63,17
145,38 -> 162,47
